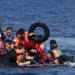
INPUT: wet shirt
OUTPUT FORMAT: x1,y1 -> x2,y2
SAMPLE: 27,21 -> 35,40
57,49 -> 62,56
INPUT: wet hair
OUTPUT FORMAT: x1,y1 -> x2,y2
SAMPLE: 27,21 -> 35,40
18,28 -> 24,35
50,40 -> 57,50
5,40 -> 12,45
16,30 -> 19,36
18,46 -> 25,50
48,51 -> 54,58
55,57 -> 63,64
7,27 -> 12,30
50,39 -> 56,45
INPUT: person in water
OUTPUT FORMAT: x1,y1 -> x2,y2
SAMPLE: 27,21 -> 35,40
16,46 -> 39,66
51,42 -> 62,58
54,55 -> 74,64
45,39 -> 61,54
3,27 -> 13,41
39,51 -> 54,64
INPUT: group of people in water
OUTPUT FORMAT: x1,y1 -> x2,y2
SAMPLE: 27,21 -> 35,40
0,22 -> 74,66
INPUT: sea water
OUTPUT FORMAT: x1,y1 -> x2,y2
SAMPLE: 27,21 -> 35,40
0,0 -> 75,75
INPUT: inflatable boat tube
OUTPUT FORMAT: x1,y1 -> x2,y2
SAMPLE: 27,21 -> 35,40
29,22 -> 50,43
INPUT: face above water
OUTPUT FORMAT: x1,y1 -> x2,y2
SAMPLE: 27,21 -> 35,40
6,29 -> 12,36
17,34 -> 21,39
47,53 -> 52,59
54,59 -> 59,64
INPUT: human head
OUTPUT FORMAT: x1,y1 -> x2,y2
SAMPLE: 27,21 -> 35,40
47,51 -> 54,59
37,35 -> 42,39
54,58 -> 59,64
54,56 -> 64,64
5,40 -> 11,50
18,28 -> 25,39
11,41 -> 16,49
6,27 -> 12,36
50,39 -> 56,45
18,46 -> 26,52
16,30 -> 21,39
51,44 -> 57,50
5,40 -> 11,45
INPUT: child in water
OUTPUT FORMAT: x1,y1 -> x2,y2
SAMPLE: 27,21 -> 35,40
39,51 -> 54,64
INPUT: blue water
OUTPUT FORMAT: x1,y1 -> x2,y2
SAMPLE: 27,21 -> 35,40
0,0 -> 75,75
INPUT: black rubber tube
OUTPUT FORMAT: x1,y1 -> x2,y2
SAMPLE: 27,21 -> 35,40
29,22 -> 50,43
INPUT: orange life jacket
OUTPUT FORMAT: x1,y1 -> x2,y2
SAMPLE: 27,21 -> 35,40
24,31 -> 39,49
18,31 -> 45,55
39,43 -> 45,53
16,50 -> 24,63
39,43 -> 45,55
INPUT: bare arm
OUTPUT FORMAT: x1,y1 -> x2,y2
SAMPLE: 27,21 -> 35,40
52,50 -> 60,58
28,33 -> 36,37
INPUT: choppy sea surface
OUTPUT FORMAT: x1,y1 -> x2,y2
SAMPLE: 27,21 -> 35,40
0,0 -> 75,75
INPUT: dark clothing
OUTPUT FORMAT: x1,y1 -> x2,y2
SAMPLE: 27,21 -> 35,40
33,55 -> 42,62
5,34 -> 13,41
45,58 -> 54,64
30,59 -> 40,65
7,49 -> 16,63
0,54 -> 9,62
57,55 -> 74,64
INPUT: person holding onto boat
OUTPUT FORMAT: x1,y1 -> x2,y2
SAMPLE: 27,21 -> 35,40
16,46 -> 29,66
45,39 -> 56,54
45,39 -> 62,55
13,28 -> 45,58
51,42 -> 62,58
16,46 -> 40,66
54,55 -> 74,65
39,51 -> 54,64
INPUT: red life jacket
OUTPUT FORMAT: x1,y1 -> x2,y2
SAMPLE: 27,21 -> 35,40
0,39 -> 7,56
39,55 -> 47,64
39,55 -> 54,64
18,31 -> 45,55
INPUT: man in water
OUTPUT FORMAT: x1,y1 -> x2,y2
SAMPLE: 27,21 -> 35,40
45,40 -> 62,55
54,55 -> 74,65
51,43 -> 62,58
